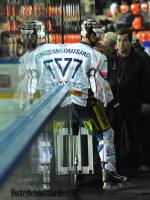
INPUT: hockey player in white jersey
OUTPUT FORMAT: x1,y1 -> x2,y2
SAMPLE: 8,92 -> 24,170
17,20 -> 53,189
19,19 -> 129,191
15,20 -> 47,109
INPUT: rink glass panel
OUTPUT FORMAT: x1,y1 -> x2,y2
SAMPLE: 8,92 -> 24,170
0,103 -> 76,200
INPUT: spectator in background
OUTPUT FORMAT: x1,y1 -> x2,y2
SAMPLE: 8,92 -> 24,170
16,38 -> 25,57
101,1 -> 134,32
132,38 -> 150,173
0,31 -> 16,59
103,32 -> 117,55
94,32 -> 117,57
107,1 -> 121,32
110,1 -> 120,17
110,1 -> 135,31
132,38 -> 150,60
107,27 -> 150,178
11,33 -> 17,58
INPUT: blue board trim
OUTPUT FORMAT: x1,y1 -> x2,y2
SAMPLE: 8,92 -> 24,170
0,58 -> 20,64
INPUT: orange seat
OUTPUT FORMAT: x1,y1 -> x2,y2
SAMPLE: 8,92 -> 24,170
47,6 -> 52,17
11,20 -> 16,31
132,16 -> 142,30
25,5 -> 32,17
6,4 -> 10,17
12,5 -> 16,16
137,31 -> 145,42
131,3 -> 140,15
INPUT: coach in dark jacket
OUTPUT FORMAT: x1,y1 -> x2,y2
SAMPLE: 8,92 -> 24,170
107,27 -> 150,177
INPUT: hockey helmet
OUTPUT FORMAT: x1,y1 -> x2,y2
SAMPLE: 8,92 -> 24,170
21,20 -> 45,39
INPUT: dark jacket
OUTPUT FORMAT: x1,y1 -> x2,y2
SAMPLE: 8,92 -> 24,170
107,48 -> 150,116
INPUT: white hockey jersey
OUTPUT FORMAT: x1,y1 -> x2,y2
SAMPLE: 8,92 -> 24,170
16,42 -> 113,109
14,50 -> 38,109
19,50 -> 38,93
35,42 -> 113,107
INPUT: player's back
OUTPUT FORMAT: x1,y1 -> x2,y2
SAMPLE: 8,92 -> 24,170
35,42 -> 104,107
